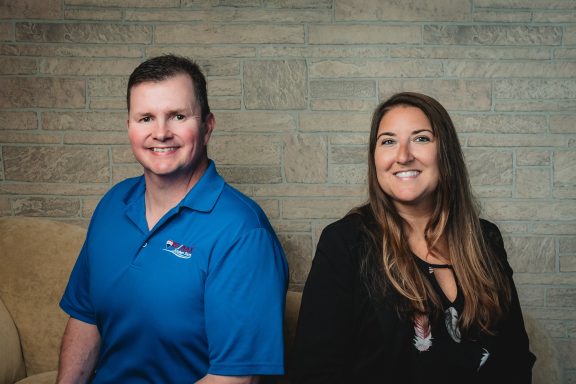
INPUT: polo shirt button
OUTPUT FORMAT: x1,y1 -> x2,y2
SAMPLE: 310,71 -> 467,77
142,242 -> 148,248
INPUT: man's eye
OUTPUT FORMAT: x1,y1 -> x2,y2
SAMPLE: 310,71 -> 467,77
175,114 -> 185,121
140,116 -> 151,123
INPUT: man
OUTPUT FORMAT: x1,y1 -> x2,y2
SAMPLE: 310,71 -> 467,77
58,55 -> 289,383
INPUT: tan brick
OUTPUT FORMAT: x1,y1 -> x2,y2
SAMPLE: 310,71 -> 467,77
516,149 -> 550,166
529,223 -> 576,236
12,197 -> 80,217
0,44 -> 142,58
550,115 -> 576,134
0,78 -> 85,108
556,339 -> 576,369
244,60 -> 307,110
560,256 -> 576,272
111,147 -> 135,164
209,135 -> 281,165
311,99 -> 376,112
65,0 -> 179,7
472,10 -> 531,23
208,79 -> 241,97
468,134 -> 565,147
127,8 -> 330,22
156,24 -> 304,44
554,48 -> 576,60
81,197 -> 101,218
218,166 -> 282,184
335,0 -> 471,21
309,25 -> 420,44
554,186 -> 576,199
311,59 -> 443,78
3,146 -> 110,183
0,132 -> 61,144
310,80 -> 375,98
554,151 -> 576,187
330,134 -> 369,145
182,0 -> 259,6
389,46 -> 549,60
0,23 -> 12,41
331,146 -> 366,164
0,197 -> 10,215
484,201 -> 576,221
0,183 -> 110,196
278,234 -> 313,285
495,79 -> 576,99
474,0 -> 576,9
42,112 -> 126,132
146,46 -> 256,59
424,25 -> 561,46
560,238 -> 576,254
300,112 -> 370,133
504,236 -> 556,273
547,288 -> 576,308
284,135 -> 327,183
89,98 -> 125,110
210,98 -> 241,110
0,112 -> 37,130
495,99 -> 576,112
0,57 -> 37,75
471,185 -> 511,198
264,0 -> 332,7
64,9 -> 123,21
40,58 -> 141,76
464,149 -> 513,186
514,274 -> 576,286
282,198 -> 361,219
453,114 -> 546,134
0,0 -> 61,19
270,220 -> 311,233
112,165 -> 142,184
253,184 -> 366,198
260,46 -> 390,58
329,164 -> 367,184
534,12 -> 576,23
64,132 -> 129,145
447,61 -> 576,79
16,23 -> 151,44
197,59 -> 239,76
378,79 -> 492,111
516,285 -> 545,307
252,199 -> 279,219
215,112 -> 296,133
515,168 -> 551,198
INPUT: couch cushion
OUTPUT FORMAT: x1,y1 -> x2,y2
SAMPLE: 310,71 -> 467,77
14,371 -> 57,384
0,217 -> 85,376
0,298 -> 26,384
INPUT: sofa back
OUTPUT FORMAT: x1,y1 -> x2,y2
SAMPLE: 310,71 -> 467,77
0,217 -> 85,376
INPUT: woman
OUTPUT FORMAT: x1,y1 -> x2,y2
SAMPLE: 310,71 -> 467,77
292,92 -> 535,383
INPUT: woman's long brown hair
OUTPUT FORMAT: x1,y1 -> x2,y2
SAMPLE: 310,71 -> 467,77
363,92 -> 512,333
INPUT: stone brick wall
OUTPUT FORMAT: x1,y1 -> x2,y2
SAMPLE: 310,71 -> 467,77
0,0 -> 575,380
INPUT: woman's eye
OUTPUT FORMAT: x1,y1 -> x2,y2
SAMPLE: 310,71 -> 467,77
414,136 -> 431,143
380,139 -> 395,145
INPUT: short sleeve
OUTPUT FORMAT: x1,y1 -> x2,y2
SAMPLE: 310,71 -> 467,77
204,228 -> 288,376
60,241 -> 96,325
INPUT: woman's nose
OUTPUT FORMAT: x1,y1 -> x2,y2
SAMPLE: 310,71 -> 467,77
396,142 -> 415,164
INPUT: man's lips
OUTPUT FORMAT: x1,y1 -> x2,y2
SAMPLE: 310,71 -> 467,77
150,147 -> 177,153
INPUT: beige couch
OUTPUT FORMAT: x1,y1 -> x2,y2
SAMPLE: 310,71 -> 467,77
0,217 -> 563,384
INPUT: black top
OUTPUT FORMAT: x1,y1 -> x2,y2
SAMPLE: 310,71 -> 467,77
292,207 -> 535,384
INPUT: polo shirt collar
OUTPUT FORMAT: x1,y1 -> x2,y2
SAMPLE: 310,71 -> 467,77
178,159 -> 224,213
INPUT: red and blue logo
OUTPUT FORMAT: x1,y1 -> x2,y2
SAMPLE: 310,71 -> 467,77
163,239 -> 193,259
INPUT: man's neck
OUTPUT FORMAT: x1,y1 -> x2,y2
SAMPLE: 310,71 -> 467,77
143,159 -> 209,230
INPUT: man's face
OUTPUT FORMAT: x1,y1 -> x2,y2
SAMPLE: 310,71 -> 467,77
127,73 -> 214,184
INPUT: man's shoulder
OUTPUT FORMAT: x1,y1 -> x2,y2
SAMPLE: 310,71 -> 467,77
93,176 -> 143,215
216,183 -> 269,226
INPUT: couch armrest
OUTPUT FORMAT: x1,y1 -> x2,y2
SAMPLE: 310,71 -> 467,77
0,298 -> 26,384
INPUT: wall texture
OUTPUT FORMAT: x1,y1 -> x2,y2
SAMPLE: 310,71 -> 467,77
0,0 -> 574,380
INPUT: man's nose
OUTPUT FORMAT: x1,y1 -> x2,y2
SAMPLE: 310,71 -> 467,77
152,119 -> 173,141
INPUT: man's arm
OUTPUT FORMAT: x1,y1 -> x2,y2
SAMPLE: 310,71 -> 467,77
57,317 -> 101,384
196,374 -> 259,384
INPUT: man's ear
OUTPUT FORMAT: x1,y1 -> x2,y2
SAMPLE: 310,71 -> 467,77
203,113 -> 215,145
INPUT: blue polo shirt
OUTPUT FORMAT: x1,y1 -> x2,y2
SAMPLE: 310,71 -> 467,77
60,161 -> 288,382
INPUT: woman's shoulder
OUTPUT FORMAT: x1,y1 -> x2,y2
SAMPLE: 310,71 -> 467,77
321,204 -> 376,242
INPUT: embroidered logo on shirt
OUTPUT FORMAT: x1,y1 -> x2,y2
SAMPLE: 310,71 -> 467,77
163,239 -> 193,259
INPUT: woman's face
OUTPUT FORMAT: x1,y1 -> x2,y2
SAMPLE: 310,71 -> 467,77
373,105 -> 440,213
